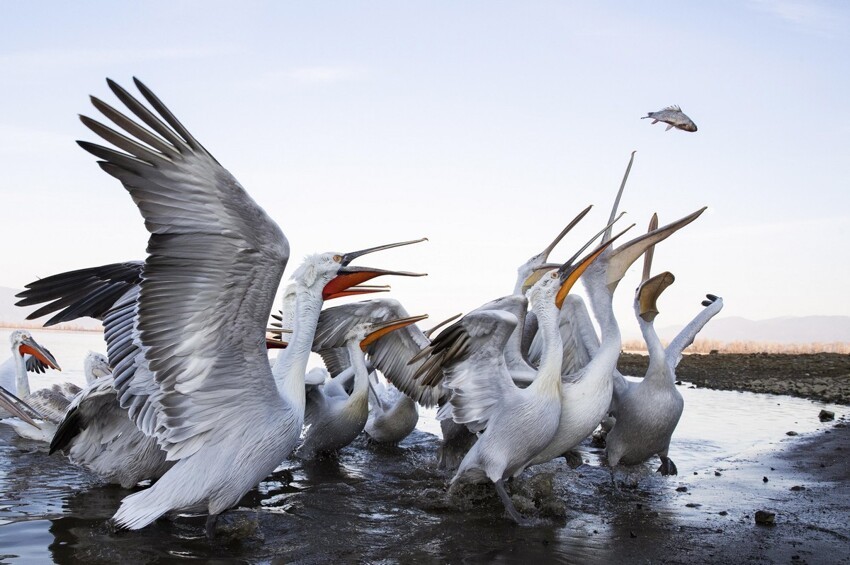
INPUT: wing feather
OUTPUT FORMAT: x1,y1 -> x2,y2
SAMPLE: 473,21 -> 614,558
313,299 -> 441,407
78,78 -> 289,460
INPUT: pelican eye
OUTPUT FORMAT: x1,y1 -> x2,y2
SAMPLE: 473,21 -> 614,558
332,255 -> 343,263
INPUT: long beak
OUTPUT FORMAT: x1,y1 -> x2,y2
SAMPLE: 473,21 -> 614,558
603,151 -> 637,244
638,271 -> 675,322
520,205 -> 594,293
19,337 -> 61,371
607,207 -> 707,292
540,205 -> 594,261
340,237 -> 428,266
360,314 -> 429,350
555,224 -> 633,308
0,386 -> 43,429
323,268 -> 426,300
641,213 -> 660,283
323,237 -> 428,300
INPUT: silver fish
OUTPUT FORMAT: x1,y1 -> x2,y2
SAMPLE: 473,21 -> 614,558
641,105 -> 697,132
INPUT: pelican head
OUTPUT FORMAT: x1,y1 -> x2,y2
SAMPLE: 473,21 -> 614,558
291,238 -> 428,300
9,330 -> 61,371
516,205 -> 593,293
84,351 -> 111,380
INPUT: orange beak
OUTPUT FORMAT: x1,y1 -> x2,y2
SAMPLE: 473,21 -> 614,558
360,314 -> 429,351
554,224 -> 634,309
19,337 -> 61,371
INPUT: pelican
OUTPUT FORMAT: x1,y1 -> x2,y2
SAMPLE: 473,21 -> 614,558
297,313 -> 428,458
364,372 -> 419,444
522,207 -> 706,471
411,236 -> 615,523
606,234 -> 723,475
0,330 -> 65,440
55,76 -> 433,537
0,330 -> 61,401
18,238 -> 418,491
309,299 -> 441,446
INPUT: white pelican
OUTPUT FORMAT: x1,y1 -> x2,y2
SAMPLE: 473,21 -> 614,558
297,313 -> 428,458
22,239 -> 420,492
412,233 -> 618,523
606,241 -> 723,475
0,330 -> 65,440
309,299 -> 439,446
0,330 -> 61,400
364,372 -> 419,444
525,152 -> 637,376
522,207 -> 706,471
65,76 -> 428,537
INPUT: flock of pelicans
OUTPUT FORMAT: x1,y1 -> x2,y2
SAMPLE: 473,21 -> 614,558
0,78 -> 722,537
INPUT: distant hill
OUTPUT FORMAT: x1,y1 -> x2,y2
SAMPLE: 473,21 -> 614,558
657,315 -> 850,345
0,286 -> 102,331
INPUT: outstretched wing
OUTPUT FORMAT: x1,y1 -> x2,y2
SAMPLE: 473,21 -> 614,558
665,294 -> 724,372
416,310 -> 518,432
77,78 -> 289,461
16,262 -> 144,326
313,299 -> 441,407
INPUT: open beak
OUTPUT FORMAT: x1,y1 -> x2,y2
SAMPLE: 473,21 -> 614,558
638,271 -> 675,322
324,268 -> 426,300
360,314 -> 429,351
641,213 -> 660,282
606,207 -> 706,292
323,238 -> 428,300
537,205 -> 594,262
0,386 -> 43,429
19,336 -> 61,371
520,205 -> 594,293
555,224 -> 633,309
602,151 -> 637,244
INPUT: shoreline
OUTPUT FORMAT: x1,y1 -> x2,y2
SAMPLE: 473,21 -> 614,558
618,352 -> 850,405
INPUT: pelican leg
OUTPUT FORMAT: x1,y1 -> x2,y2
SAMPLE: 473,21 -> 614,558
494,479 -> 529,525
657,455 -> 678,476
609,467 -> 621,492
205,513 -> 219,539
562,449 -> 584,469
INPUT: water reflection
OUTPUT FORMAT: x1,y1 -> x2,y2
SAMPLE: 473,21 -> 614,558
0,382 -> 844,563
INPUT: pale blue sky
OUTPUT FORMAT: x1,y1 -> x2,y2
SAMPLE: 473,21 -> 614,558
1,1 -> 848,338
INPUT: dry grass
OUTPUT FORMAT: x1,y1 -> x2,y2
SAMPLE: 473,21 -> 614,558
621,338 -> 850,355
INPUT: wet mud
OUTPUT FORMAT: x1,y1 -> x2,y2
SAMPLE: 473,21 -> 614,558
1,353 -> 849,564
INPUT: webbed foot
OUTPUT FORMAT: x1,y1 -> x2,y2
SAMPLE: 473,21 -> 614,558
657,456 -> 678,476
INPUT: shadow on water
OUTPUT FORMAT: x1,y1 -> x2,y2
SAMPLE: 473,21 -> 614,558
0,383 -> 846,563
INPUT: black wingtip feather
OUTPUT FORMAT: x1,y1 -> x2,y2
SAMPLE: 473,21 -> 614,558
49,405 -> 83,455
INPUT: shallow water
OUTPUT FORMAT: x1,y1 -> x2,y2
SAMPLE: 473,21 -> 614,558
0,332 -> 846,562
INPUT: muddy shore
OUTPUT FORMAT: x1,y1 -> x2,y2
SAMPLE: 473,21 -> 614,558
619,352 -> 850,405
614,352 -> 850,564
